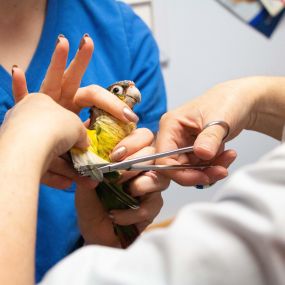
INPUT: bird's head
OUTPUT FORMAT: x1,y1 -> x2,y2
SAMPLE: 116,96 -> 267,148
107,80 -> 141,108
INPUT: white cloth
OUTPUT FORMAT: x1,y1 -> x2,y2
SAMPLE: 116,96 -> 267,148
40,143 -> 285,285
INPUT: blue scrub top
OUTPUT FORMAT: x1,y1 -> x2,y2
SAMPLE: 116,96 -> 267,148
0,0 -> 167,282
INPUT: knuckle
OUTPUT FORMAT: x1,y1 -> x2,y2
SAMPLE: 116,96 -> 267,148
138,208 -> 149,220
160,111 -> 174,125
90,84 -> 102,94
139,128 -> 155,142
131,182 -> 145,196
144,146 -> 155,155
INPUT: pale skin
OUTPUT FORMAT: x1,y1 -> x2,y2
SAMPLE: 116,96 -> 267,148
0,94 -> 89,285
0,0 -> 46,73
156,76 -> 285,186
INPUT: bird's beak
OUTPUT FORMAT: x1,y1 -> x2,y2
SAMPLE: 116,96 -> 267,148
126,85 -> 142,104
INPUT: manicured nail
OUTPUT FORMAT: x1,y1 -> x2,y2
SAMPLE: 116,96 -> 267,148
110,146 -> 127,161
195,183 -> 215,190
56,34 -> 65,46
195,185 -> 206,190
123,107 -> 139,123
11,64 -> 18,76
79,33 -> 89,50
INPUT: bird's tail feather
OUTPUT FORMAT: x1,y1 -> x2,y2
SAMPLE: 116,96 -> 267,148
96,180 -> 140,248
114,224 -> 139,249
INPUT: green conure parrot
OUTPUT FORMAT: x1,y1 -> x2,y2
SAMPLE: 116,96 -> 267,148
70,80 -> 142,248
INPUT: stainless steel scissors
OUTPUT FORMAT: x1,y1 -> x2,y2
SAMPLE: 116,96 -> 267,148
77,145 -> 213,182
77,120 -> 230,181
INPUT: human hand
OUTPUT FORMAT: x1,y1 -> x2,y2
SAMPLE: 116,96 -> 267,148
76,128 -> 169,246
11,35 -> 139,189
155,77 -> 267,186
12,35 -> 138,119
2,94 -> 89,172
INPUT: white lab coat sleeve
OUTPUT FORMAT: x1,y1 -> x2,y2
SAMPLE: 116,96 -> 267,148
39,143 -> 285,285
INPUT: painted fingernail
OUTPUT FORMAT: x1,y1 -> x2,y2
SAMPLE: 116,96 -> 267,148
110,146 -> 127,162
56,34 -> 65,46
195,185 -> 205,190
11,64 -> 18,76
79,33 -> 89,50
123,107 -> 139,123
195,183 -> 215,190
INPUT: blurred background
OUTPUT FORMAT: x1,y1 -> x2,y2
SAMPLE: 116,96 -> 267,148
123,0 -> 283,221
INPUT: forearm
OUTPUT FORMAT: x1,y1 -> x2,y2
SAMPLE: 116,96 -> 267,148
0,130 -> 47,285
247,76 -> 285,140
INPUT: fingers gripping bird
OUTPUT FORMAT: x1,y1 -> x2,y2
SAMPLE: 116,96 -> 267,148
71,80 -> 142,248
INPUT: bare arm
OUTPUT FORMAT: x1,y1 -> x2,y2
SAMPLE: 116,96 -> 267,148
0,94 -> 88,285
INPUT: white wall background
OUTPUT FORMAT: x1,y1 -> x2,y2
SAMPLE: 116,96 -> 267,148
151,0 -> 283,221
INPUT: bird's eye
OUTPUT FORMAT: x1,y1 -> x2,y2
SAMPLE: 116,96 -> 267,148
111,85 -> 124,95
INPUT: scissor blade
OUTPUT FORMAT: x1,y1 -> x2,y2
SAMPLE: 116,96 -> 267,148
126,164 -> 213,171
77,164 -> 108,181
80,164 -> 213,177
98,146 -> 195,174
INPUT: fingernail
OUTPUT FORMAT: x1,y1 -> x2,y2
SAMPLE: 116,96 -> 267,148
11,64 -> 18,76
123,107 -> 139,123
195,183 -> 215,190
79,33 -> 89,50
56,34 -> 65,46
109,212 -> 115,220
144,171 -> 159,183
195,185 -> 205,190
199,143 -> 214,152
110,146 -> 127,161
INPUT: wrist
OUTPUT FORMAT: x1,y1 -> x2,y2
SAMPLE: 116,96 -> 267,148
248,76 -> 285,139
0,124 -> 53,177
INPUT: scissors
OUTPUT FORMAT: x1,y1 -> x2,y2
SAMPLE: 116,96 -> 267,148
77,145 -> 213,182
77,120 -> 230,182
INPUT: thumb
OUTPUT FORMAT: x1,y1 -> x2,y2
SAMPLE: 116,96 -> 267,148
194,122 -> 229,160
74,125 -> 90,149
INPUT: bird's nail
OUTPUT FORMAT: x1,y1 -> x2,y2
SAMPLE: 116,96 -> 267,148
11,64 -> 18,76
79,33 -> 89,50
123,107 -> 139,123
110,146 -> 127,162
56,34 -> 65,46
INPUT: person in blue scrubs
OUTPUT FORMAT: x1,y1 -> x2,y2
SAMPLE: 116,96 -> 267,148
0,0 -> 166,282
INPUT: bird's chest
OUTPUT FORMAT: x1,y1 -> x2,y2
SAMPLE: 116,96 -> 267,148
94,115 -> 135,161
